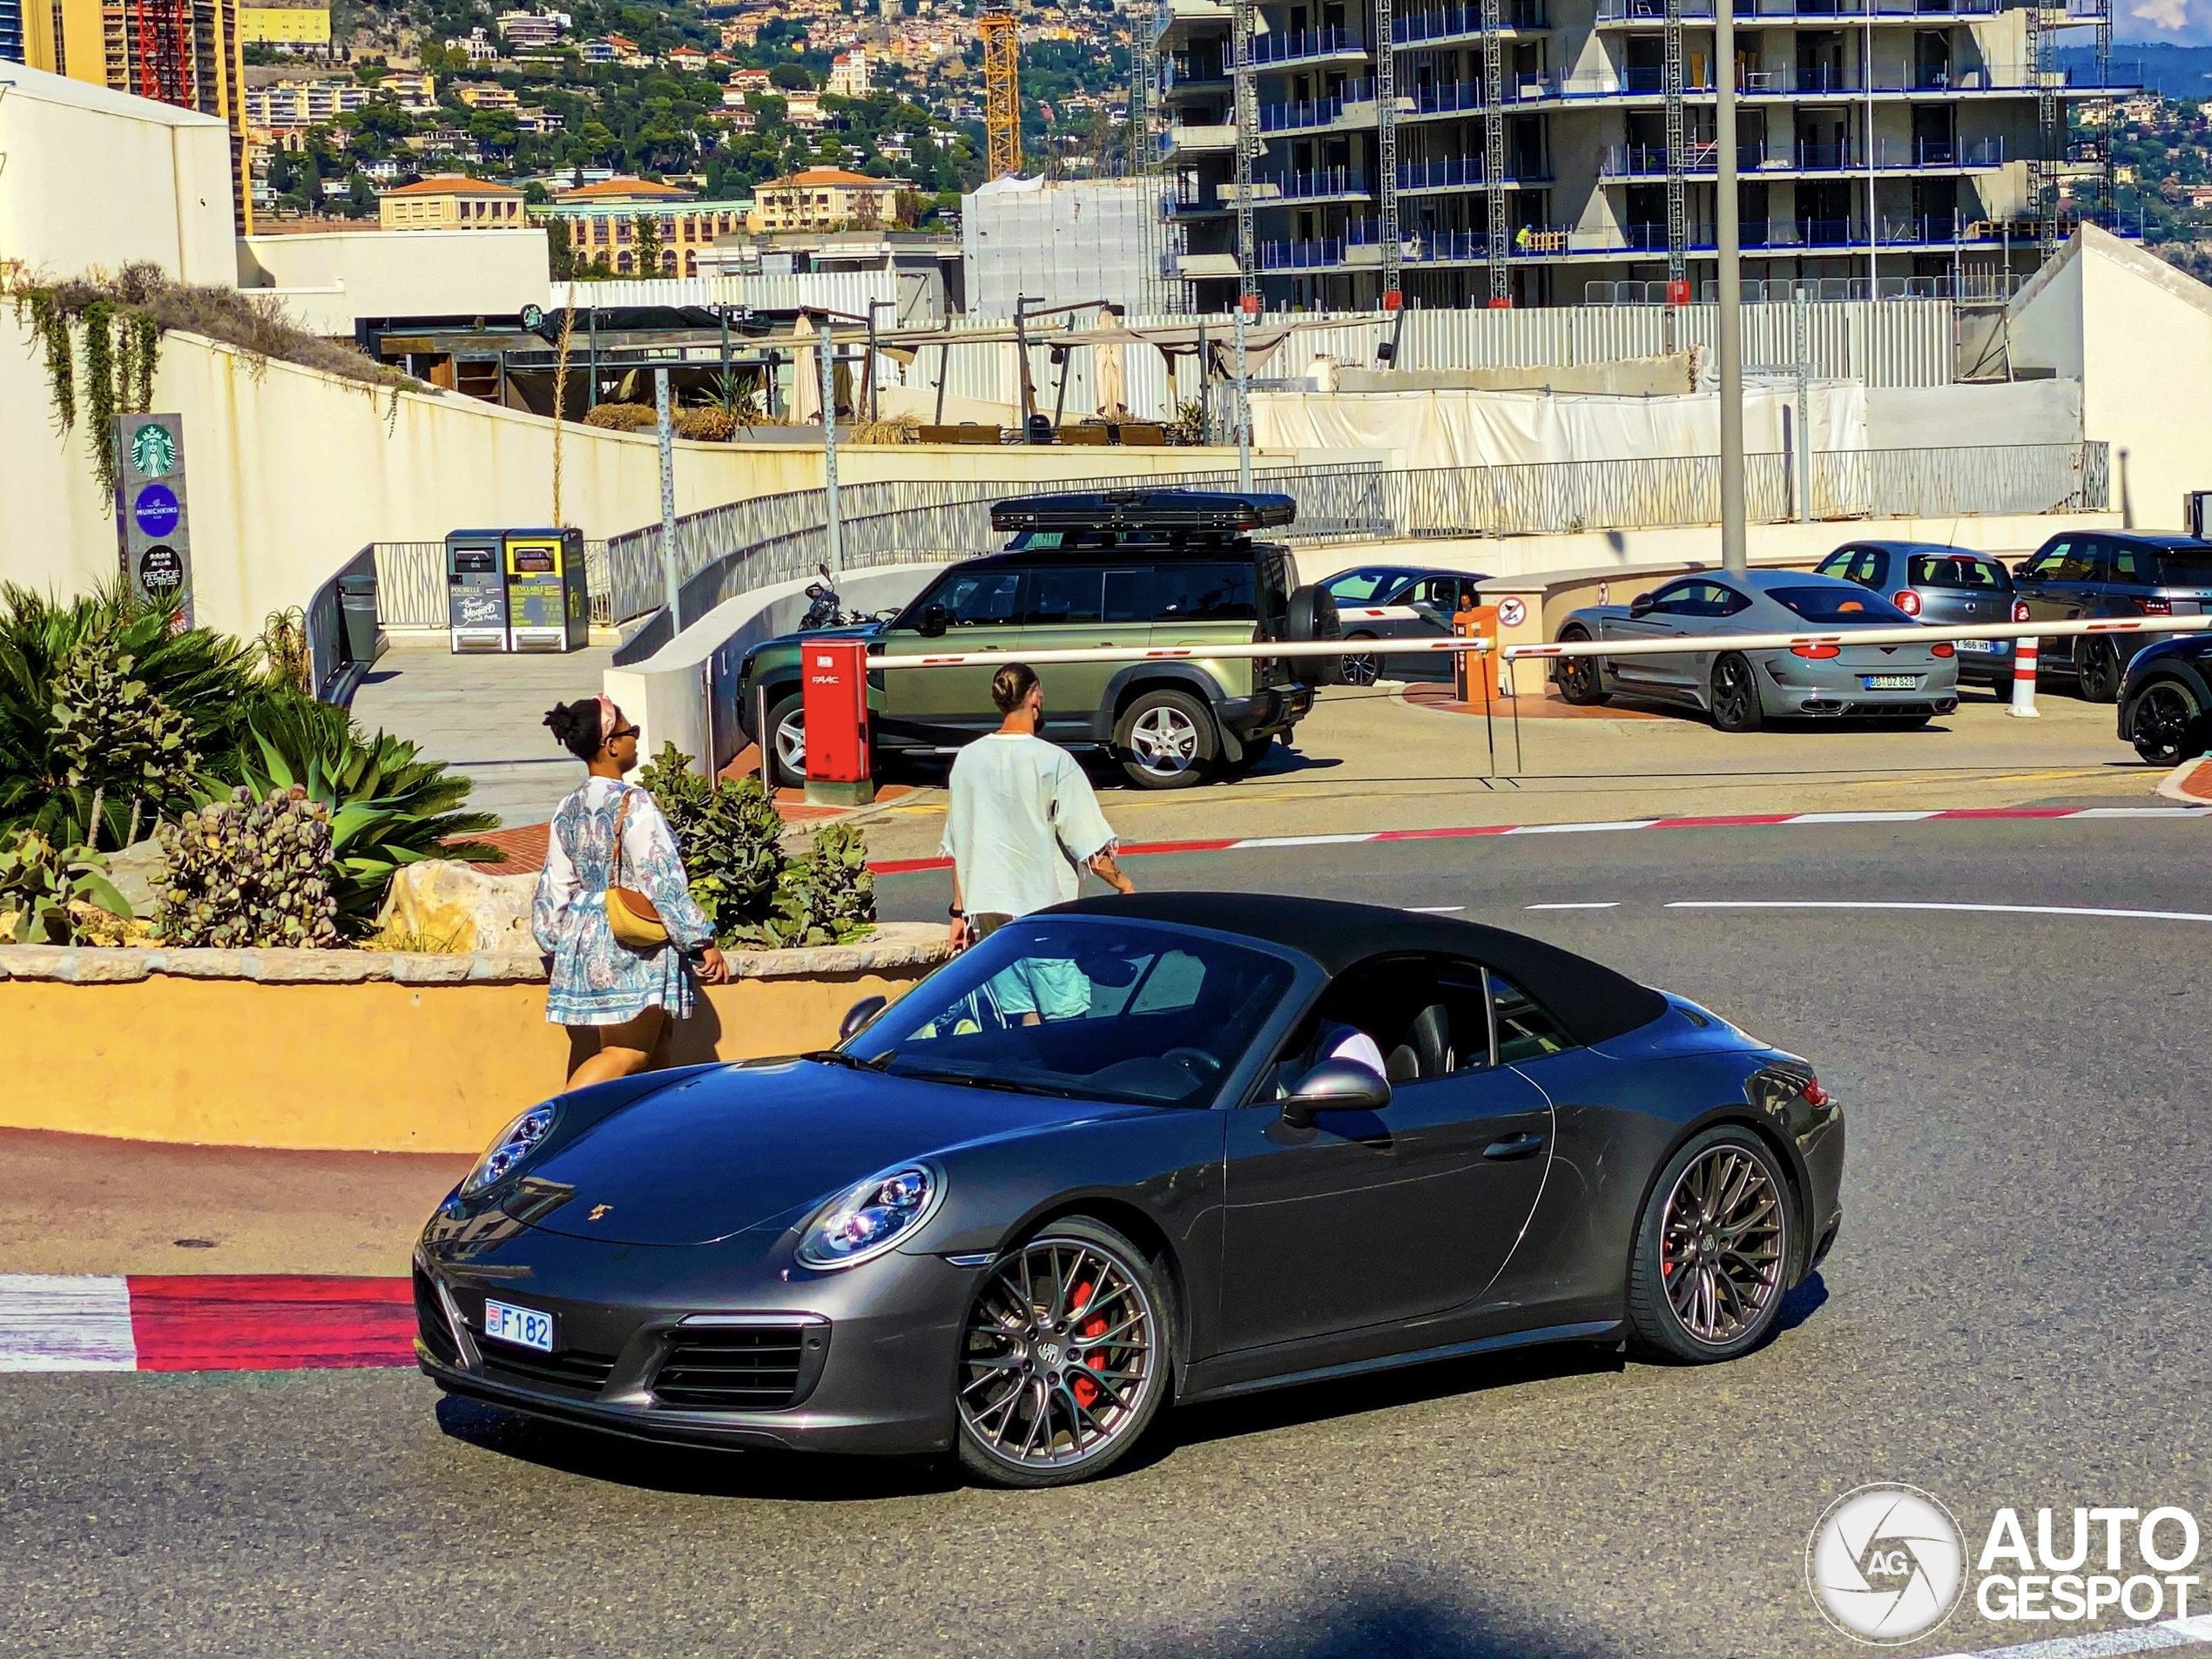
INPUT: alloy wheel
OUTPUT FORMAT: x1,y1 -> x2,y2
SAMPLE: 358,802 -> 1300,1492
1130,705 -> 1200,775
1659,1145 -> 1786,1345
1712,656 -> 1759,730
1340,651 -> 1380,687
2132,681 -> 2202,765
775,711 -> 806,776
958,1236 -> 1158,1472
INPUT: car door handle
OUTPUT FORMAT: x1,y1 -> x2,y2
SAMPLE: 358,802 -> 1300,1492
1483,1132 -> 1545,1161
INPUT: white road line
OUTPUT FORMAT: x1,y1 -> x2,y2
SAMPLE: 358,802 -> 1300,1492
1664,900 -> 2212,925
1931,1613 -> 2212,1659
2068,806 -> 2212,819
1228,833 -> 1382,849
1784,810 -> 1946,824
1404,905 -> 1466,914
1525,901 -> 1622,910
0,1274 -> 136,1371
1502,819 -> 1662,836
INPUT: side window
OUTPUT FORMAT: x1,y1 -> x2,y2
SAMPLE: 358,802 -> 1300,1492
2107,543 -> 2150,586
1815,550 -> 1855,581
2074,541 -> 2111,583
1647,581 -> 1701,615
1153,563 -> 1257,623
1103,568 -> 1151,623
2020,542 -> 2069,582
1280,955 -> 1494,1089
1863,550 -> 1892,590
1711,584 -> 1754,617
1490,974 -> 1574,1063
1025,566 -> 1103,626
1324,569 -> 1392,603
935,570 -> 1024,626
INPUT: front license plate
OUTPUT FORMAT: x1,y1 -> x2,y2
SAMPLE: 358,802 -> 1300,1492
1953,638 -> 1998,654
482,1299 -> 554,1352
1862,674 -> 1919,691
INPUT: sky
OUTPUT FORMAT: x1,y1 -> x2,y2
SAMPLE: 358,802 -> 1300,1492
2115,0 -> 2212,50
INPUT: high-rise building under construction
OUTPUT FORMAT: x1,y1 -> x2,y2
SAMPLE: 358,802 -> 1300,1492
1150,0 -> 2134,309
2,0 -> 248,232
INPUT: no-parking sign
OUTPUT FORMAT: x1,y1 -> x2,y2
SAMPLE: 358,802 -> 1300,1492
1498,597 -> 1527,628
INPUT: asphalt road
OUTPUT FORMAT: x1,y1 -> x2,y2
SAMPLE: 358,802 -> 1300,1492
7,819 -> 2209,1659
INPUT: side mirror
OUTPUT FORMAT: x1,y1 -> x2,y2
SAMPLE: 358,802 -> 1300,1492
918,604 -> 948,638
1280,1059 -> 1392,1130
839,995 -> 888,1042
1629,592 -> 1656,617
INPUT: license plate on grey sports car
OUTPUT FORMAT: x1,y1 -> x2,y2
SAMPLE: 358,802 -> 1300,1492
1953,639 -> 1997,653
482,1298 -> 554,1352
1861,674 -> 1919,691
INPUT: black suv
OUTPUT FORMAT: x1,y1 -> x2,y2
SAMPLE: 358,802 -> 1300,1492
735,490 -> 1340,789
2015,531 -> 2212,701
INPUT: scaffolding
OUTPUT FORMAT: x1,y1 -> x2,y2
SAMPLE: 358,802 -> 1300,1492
1233,0 -> 1258,300
1377,0 -> 1401,305
981,10 -> 1024,181
2027,0 -> 2056,257
1662,0 -> 1686,292
1482,0 -> 1507,304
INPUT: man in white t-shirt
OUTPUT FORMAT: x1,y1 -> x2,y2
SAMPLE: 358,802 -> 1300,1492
942,663 -> 1135,1020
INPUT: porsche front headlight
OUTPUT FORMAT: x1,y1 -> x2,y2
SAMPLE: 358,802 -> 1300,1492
797,1164 -> 941,1270
462,1103 -> 560,1196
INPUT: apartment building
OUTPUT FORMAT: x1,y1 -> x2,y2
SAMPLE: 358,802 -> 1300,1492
543,176 -> 753,274
755,166 -> 910,232
244,75 -> 369,125
1155,0 -> 2135,308
379,173 -> 527,229
826,46 -> 870,97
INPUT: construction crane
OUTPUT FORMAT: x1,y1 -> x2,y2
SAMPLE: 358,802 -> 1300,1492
980,10 -> 1024,180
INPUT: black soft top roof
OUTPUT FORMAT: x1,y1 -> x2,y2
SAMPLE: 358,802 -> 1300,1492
1046,892 -> 1667,1047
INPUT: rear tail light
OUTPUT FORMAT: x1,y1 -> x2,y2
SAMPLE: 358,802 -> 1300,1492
1791,644 -> 1842,659
1893,590 -> 1923,616
2137,596 -> 2172,616
1802,1077 -> 1830,1108
1931,642 -> 1955,658
2013,599 -> 2031,624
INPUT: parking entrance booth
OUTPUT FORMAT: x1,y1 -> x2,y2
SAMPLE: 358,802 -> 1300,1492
445,531 -> 509,652
502,529 -> 589,652
800,637 -> 873,807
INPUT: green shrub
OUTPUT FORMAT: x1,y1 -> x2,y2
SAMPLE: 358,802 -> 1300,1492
49,629 -> 200,850
152,786 -> 340,948
239,697 -> 499,935
0,828 -> 130,944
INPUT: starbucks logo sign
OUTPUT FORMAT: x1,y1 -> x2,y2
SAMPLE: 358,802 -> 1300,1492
131,422 -> 177,478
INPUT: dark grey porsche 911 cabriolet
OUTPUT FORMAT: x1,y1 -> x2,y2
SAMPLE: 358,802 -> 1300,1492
415,894 -> 1843,1487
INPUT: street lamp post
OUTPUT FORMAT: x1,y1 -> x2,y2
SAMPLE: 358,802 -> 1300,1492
1716,0 -> 1747,576
1234,293 -> 1255,496
817,312 -> 844,574
653,367 -> 682,626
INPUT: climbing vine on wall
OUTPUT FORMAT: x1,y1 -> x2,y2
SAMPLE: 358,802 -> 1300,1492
9,281 -> 164,503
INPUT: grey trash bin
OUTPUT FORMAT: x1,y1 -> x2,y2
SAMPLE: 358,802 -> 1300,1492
336,572 -> 381,664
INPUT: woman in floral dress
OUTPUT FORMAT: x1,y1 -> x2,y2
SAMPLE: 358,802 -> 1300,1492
534,697 -> 730,1086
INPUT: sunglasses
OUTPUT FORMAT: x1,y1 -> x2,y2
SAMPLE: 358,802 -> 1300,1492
605,724 -> 641,743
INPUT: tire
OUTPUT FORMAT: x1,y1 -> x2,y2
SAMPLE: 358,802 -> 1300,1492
2128,678 -> 2207,765
1286,584 -> 1343,687
1114,688 -> 1218,789
1709,652 -> 1764,733
1553,627 -> 1610,706
1626,1125 -> 1794,1364
2077,638 -> 2122,704
1222,733 -> 1276,778
764,692 -> 806,790
1339,634 -> 1380,688
954,1217 -> 1174,1488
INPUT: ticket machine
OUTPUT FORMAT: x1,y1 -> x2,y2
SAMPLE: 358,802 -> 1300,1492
503,529 -> 590,652
445,530 -> 509,653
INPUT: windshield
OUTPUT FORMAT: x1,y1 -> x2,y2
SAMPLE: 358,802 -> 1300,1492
845,919 -> 1296,1107
1325,570 -> 1402,603
1768,586 -> 1916,625
1908,554 -> 2011,591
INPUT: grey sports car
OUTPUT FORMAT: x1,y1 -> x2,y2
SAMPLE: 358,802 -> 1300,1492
1552,570 -> 1962,730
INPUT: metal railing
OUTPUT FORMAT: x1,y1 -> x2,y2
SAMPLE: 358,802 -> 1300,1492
607,462 -> 1396,656
307,545 -> 382,705
1586,273 -> 2027,303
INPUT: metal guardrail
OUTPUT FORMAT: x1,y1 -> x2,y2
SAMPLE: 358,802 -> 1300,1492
606,462 -> 1395,658
307,545 -> 382,705
368,539 -> 615,629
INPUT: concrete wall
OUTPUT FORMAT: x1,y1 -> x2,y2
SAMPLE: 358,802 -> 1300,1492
236,228 -> 553,338
0,64 -> 234,284
2,307 -> 1313,643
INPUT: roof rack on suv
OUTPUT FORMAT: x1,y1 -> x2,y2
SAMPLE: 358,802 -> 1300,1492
990,489 -> 1298,535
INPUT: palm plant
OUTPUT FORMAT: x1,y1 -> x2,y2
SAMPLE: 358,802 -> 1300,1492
238,696 -> 500,934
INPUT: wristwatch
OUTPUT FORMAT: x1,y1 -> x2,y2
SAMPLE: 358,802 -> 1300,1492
948,905 -> 966,920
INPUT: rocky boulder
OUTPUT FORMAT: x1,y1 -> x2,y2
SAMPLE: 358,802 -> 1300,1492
374,859 -> 539,954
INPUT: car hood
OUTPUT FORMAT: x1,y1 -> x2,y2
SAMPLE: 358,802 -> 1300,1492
514,1059 -> 1143,1247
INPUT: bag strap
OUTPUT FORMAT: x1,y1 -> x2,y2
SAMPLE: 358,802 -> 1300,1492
609,785 -> 633,887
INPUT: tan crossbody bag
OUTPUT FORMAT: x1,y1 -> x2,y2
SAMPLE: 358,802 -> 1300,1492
604,787 -> 669,950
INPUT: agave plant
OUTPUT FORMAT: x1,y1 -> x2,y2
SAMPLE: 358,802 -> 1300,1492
237,696 -> 500,934
0,581 -> 257,846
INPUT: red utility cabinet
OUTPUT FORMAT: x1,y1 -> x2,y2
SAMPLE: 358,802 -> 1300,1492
799,637 -> 874,806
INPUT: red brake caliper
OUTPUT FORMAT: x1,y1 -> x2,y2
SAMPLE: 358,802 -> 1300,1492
1068,1280 -> 1109,1410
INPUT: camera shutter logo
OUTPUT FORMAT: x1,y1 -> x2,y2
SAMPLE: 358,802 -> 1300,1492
1806,1484 -> 1966,1644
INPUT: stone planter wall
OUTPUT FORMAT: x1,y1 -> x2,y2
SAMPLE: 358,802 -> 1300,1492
0,925 -> 950,1154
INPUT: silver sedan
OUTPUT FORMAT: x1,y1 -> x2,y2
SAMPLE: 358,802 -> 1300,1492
1551,570 -> 1961,731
